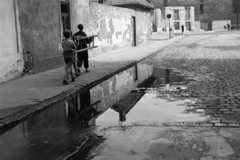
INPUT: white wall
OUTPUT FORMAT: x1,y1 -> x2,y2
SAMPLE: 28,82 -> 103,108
212,20 -> 231,31
0,0 -> 23,83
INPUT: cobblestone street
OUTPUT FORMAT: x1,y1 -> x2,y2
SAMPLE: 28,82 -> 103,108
147,33 -> 240,128
89,33 -> 240,160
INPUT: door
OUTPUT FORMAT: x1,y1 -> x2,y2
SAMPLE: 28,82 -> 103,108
132,16 -> 136,46
186,22 -> 191,31
174,22 -> 180,30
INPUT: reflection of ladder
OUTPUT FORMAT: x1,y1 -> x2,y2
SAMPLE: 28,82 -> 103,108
73,35 -> 98,53
78,100 -> 102,124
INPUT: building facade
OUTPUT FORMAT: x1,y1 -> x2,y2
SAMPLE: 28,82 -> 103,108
0,0 -> 153,83
152,0 -> 239,31
165,6 -> 195,32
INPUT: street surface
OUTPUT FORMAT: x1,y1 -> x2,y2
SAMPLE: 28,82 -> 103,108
148,33 -> 240,127
90,32 -> 240,160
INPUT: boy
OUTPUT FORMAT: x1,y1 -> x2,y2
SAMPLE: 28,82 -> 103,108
61,30 -> 76,85
73,24 -> 93,73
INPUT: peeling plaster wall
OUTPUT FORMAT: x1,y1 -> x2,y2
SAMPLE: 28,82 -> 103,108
18,0 -> 90,74
18,0 -> 62,73
89,3 -> 152,58
135,9 -> 152,45
70,0 -> 90,34
0,0 -> 24,83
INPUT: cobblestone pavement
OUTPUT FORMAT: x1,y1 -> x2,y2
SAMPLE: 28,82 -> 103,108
146,33 -> 240,128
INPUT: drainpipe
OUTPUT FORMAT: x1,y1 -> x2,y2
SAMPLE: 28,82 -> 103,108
238,0 -> 239,30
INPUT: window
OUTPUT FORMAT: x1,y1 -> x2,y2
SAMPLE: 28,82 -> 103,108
186,8 -> 190,19
174,10 -> 179,20
200,4 -> 204,14
200,0 -> 204,14
174,22 -> 180,30
164,0 -> 168,7
233,0 -> 240,13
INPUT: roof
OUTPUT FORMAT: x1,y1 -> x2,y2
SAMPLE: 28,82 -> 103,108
105,0 -> 154,10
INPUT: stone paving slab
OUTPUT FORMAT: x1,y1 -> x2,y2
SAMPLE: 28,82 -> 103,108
0,34 -> 183,131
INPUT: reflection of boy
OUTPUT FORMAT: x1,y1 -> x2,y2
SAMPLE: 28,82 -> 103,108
62,30 -> 76,85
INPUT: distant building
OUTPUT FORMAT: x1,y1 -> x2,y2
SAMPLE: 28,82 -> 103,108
151,0 -> 238,31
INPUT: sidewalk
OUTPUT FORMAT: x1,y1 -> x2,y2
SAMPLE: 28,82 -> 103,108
0,34 -> 184,131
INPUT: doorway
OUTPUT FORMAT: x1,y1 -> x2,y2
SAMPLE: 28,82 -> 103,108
60,1 -> 71,39
186,22 -> 191,31
132,16 -> 136,46
174,22 -> 180,30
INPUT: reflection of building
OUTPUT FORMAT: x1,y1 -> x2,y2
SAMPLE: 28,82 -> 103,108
112,91 -> 145,122
1,0 -> 153,83
152,0 -> 238,31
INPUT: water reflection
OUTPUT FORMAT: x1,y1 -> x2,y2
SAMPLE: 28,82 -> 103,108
95,68 -> 209,127
0,90 -> 103,160
1,66 -> 235,160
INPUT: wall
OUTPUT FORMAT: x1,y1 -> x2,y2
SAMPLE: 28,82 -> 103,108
0,0 -> 24,83
197,0 -> 233,23
70,0 -> 90,34
135,9 -> 152,45
195,21 -> 201,30
89,3 -> 152,58
18,0 -> 62,73
18,0 -> 90,73
212,20 -> 231,31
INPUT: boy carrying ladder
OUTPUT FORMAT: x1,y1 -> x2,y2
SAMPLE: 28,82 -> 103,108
61,30 -> 77,85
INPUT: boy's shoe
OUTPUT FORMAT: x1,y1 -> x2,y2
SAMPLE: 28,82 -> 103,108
85,69 -> 89,73
63,80 -> 69,85
77,68 -> 81,73
75,73 -> 81,77
72,77 -> 75,82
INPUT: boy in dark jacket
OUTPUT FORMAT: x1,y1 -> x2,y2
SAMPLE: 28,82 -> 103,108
73,24 -> 92,73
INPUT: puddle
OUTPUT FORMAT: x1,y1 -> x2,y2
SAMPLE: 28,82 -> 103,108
96,91 -> 209,127
95,68 -> 209,127
0,68 -> 223,160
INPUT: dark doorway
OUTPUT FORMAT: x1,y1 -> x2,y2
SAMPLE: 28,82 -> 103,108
60,1 -> 71,39
186,22 -> 191,31
174,22 -> 180,30
132,16 -> 136,46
